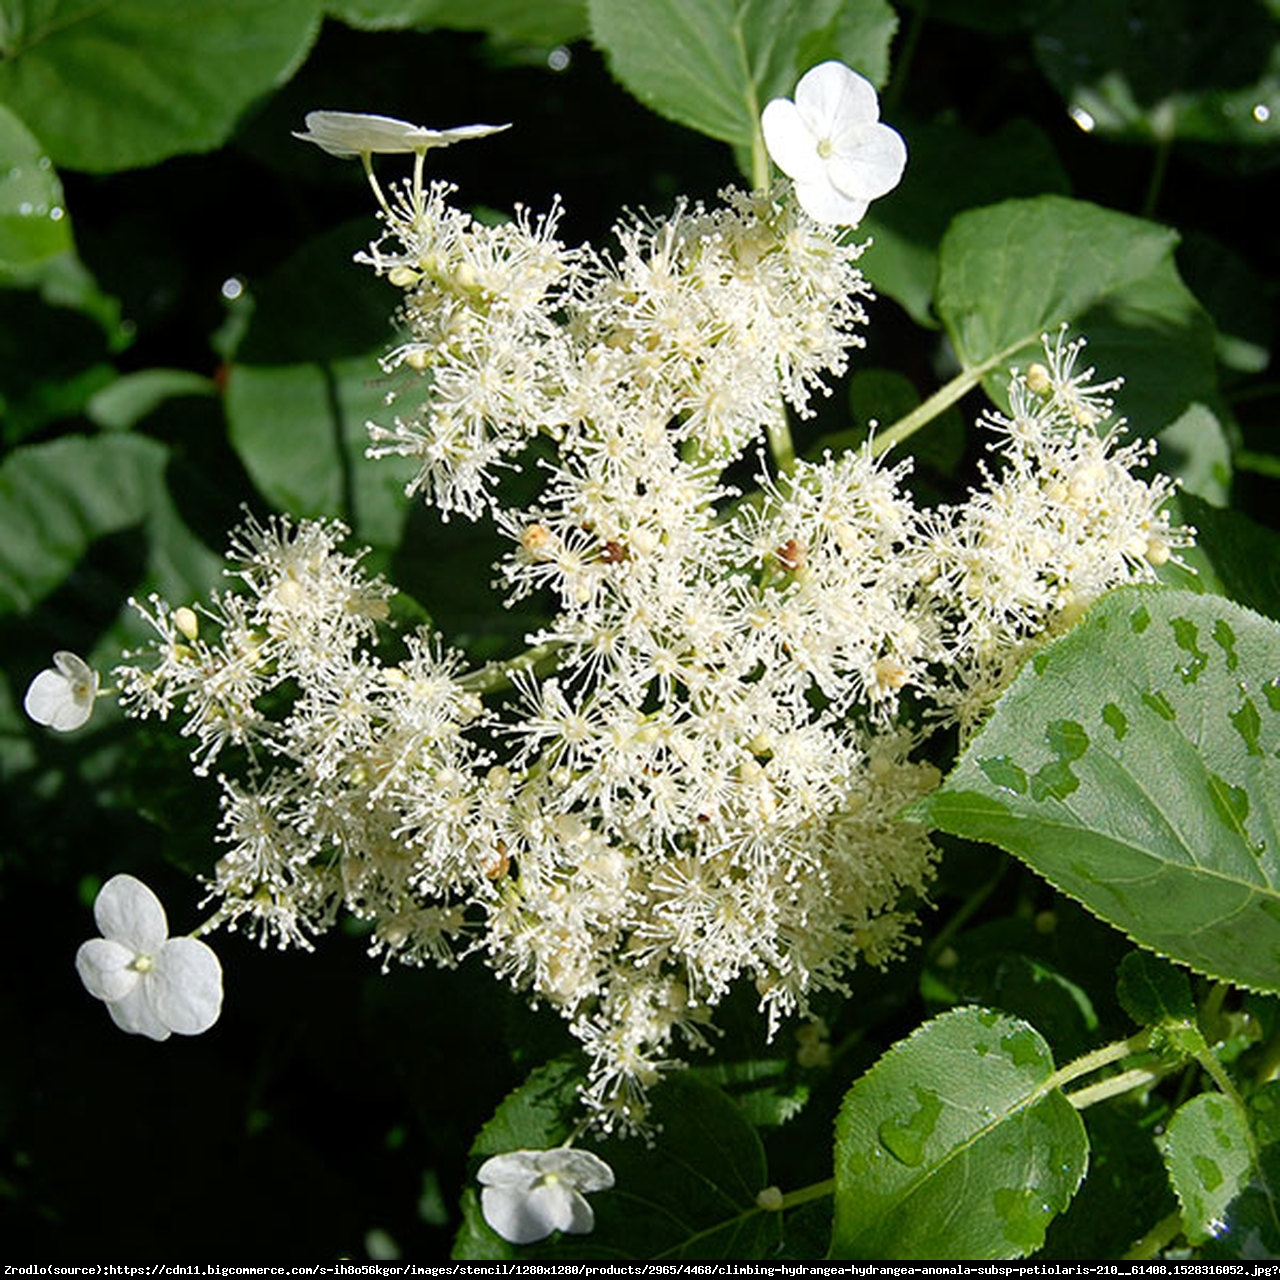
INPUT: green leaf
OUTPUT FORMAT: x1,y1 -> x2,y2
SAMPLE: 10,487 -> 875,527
0,433 -> 221,616
935,195 -> 1216,431
0,102 -> 71,270
332,0 -> 588,44
1160,1092 -> 1255,1245
86,370 -> 216,432
225,359 -> 416,549
1178,493 -> 1280,624
1159,403 -> 1232,507
1033,0 -> 1280,147
911,586 -> 1280,993
1199,1142 -> 1280,1259
1116,950 -> 1196,1026
455,1061 -> 780,1260
226,220 -> 417,549
859,118 -> 1070,329
831,1006 -> 1088,1260
588,0 -> 895,156
0,0 -> 322,173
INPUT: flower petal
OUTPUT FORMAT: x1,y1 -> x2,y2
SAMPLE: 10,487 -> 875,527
75,938 -> 138,1003
150,937 -> 224,1035
106,983 -> 171,1041
544,1148 -> 615,1193
477,1150 -> 541,1189
481,1185 -> 555,1245
827,122 -> 908,202
528,1182 -> 594,1236
94,874 -> 169,953
793,177 -> 870,227
293,111 -> 509,157
793,61 -> 880,134
761,99 -> 826,184
24,652 -> 97,732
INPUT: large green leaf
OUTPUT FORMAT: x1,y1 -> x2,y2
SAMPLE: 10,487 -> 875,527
0,0 -> 321,172
0,433 -> 220,616
911,587 -> 1280,993
455,1060 -> 780,1260
1034,0 -> 1280,147
1161,1092 -> 1256,1246
0,101 -> 70,270
832,1006 -> 1088,1259
935,196 -> 1216,431
588,0 -> 895,153
859,118 -> 1070,328
226,221 -> 416,549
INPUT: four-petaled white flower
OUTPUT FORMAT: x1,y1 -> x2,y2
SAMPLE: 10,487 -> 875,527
293,111 -> 510,158
24,650 -> 99,731
761,60 -> 907,226
75,874 -> 223,1041
477,1148 -> 615,1244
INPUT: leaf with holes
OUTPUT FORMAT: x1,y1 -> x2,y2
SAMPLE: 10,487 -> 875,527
911,587 -> 1280,993
832,1006 -> 1088,1260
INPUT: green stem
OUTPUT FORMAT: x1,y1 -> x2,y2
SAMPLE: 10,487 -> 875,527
883,1 -> 926,117
924,859 -> 1007,960
1043,1028 -> 1154,1095
871,346 -> 1017,459
1141,134 -> 1172,221
1066,1065 -> 1164,1110
778,1177 -> 835,1212
767,404 -> 796,474
1123,1209 -> 1183,1261
459,640 -> 564,696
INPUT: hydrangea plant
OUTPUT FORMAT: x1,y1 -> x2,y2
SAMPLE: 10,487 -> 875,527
7,0 -> 1279,1262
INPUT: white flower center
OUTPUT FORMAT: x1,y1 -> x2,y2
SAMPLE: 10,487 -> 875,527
131,953 -> 155,973
816,136 -> 835,159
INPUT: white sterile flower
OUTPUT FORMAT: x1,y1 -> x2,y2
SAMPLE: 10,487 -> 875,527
75,874 -> 223,1041
477,1148 -> 615,1244
293,111 -> 509,158
761,61 -> 907,225
24,651 -> 99,731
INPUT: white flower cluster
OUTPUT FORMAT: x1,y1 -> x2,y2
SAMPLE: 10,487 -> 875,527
72,89 -> 1188,1137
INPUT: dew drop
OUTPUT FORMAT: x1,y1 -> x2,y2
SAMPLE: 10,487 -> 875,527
992,1187 -> 1048,1252
878,1086 -> 943,1166
1001,1028 -> 1045,1068
1193,1153 -> 1224,1192
979,755 -> 1028,795
1171,617 -> 1208,684
1230,696 -> 1263,757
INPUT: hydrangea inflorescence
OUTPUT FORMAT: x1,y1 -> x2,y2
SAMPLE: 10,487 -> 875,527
52,78 -> 1190,1143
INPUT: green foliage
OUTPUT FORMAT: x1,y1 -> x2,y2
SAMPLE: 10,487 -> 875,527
0,0 -> 322,172
832,1007 -> 1088,1259
589,0 -> 896,158
1160,1092 -> 1255,1245
936,196 -> 1216,429
455,1061 -> 780,1260
913,588 -> 1280,994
